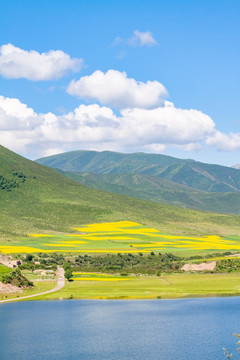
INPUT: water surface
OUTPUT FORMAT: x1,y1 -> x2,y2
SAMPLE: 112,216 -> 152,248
0,297 -> 239,359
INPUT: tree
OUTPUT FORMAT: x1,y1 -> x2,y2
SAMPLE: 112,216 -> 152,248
65,269 -> 72,281
26,254 -> 34,262
63,261 -> 71,271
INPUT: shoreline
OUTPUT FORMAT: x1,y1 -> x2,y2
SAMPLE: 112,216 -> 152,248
2,271 -> 240,303
1,291 -> 240,304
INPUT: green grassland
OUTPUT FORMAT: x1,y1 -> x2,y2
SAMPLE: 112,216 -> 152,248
0,264 -> 11,279
2,271 -> 240,301
33,273 -> 240,300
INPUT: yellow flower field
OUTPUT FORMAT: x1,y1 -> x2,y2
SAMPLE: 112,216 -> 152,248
0,221 -> 240,254
72,277 -> 131,281
0,246 -> 44,254
71,271 -> 133,282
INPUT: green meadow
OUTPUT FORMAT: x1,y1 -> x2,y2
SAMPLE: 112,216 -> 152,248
0,264 -> 11,280
32,273 -> 240,300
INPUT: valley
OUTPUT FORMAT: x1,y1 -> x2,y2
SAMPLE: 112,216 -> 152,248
1,145 -> 240,301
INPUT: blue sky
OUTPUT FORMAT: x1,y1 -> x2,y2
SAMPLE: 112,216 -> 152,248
0,0 -> 239,165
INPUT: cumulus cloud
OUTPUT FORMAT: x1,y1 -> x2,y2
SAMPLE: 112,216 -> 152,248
0,95 -> 220,158
0,44 -> 83,80
206,131 -> 240,151
67,70 -> 168,109
128,30 -> 157,47
120,107 -> 215,146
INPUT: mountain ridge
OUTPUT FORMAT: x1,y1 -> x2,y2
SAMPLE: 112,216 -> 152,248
35,149 -> 240,214
55,169 -> 240,214
36,150 -> 240,193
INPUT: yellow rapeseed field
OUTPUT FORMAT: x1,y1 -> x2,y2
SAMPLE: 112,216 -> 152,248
0,221 -> 239,254
73,277 -> 131,281
71,271 -> 132,282
0,246 -> 44,254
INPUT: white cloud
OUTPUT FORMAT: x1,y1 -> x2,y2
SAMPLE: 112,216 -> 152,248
111,37 -> 123,46
120,107 -> 215,146
112,30 -> 157,48
67,70 -> 168,109
128,30 -> 157,47
206,131 -> 240,151
0,44 -> 83,80
0,95 -> 220,158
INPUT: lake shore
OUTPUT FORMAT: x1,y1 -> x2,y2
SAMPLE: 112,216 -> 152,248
1,272 -> 240,303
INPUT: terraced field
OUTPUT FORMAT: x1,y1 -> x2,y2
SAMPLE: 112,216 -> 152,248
1,221 -> 240,255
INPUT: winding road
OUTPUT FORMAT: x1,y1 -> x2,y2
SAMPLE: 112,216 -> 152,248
0,267 -> 65,304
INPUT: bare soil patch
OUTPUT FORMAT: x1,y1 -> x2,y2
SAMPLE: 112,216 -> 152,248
181,261 -> 216,272
0,281 -> 22,293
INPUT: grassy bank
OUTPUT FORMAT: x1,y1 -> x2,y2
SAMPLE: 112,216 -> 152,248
31,273 -> 240,300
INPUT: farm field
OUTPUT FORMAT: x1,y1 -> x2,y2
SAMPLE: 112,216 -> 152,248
72,272 -> 135,281
33,273 -> 240,300
1,221 -> 240,256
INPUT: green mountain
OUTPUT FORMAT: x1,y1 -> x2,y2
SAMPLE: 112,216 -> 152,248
36,150 -> 240,192
56,170 -> 240,214
36,150 -> 240,214
1,145 -> 240,240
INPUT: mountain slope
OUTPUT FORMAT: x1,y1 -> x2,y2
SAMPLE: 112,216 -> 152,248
36,150 -> 240,193
1,145 -> 240,240
36,150 -> 183,174
56,170 -> 240,214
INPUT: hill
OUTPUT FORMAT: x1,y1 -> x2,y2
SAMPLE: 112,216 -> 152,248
1,145 -> 240,242
56,170 -> 240,214
36,150 -> 240,192
36,150 -> 240,214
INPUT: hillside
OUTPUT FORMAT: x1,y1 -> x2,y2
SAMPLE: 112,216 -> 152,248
36,150 -> 240,214
1,145 -> 240,243
36,150 -> 240,192
56,170 -> 240,214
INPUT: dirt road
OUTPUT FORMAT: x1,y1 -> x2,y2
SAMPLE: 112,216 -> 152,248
0,267 -> 65,304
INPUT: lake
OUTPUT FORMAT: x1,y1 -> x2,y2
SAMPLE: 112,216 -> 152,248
0,297 -> 239,359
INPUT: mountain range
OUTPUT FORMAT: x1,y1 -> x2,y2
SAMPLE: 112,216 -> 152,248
36,150 -> 240,214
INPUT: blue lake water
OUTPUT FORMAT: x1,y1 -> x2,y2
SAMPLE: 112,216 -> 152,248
0,297 -> 240,359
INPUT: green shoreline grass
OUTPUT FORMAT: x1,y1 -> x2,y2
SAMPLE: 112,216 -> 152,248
2,273 -> 239,302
